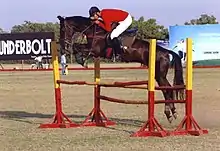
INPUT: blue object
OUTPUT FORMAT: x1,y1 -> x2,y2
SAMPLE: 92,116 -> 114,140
125,27 -> 138,33
169,24 -> 220,64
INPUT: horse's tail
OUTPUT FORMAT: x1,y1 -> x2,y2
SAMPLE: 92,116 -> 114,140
168,50 -> 185,99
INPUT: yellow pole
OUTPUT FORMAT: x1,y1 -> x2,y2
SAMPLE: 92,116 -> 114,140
186,38 -> 192,91
40,41 -> 62,127
94,57 -> 101,124
132,39 -> 167,137
51,41 -> 62,123
148,39 -> 156,92
94,58 -> 100,83
40,40 -> 80,128
51,41 -> 60,88
148,39 -> 156,131
185,38 -> 193,130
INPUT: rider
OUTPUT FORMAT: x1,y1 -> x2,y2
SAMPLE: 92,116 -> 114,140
89,6 -> 133,60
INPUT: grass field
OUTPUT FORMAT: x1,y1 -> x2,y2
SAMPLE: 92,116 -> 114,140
0,63 -> 220,151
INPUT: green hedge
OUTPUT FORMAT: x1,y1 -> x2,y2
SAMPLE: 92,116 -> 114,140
193,59 -> 220,66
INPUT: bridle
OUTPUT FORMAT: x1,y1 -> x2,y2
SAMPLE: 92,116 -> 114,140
60,19 -> 104,62
61,21 -> 94,49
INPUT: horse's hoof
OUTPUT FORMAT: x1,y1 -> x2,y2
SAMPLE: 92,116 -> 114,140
173,112 -> 178,119
164,111 -> 172,123
168,116 -> 173,123
83,63 -> 88,68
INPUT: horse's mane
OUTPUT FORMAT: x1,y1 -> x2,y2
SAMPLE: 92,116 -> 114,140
65,16 -> 91,26
65,15 -> 90,20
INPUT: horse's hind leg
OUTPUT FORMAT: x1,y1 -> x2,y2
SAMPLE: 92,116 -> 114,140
156,77 -> 174,123
155,73 -> 172,122
168,91 -> 177,120
155,58 -> 176,123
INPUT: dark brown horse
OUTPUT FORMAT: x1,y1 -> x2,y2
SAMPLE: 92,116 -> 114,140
57,15 -> 185,123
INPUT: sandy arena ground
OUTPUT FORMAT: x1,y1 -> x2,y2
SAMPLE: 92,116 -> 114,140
0,63 -> 220,151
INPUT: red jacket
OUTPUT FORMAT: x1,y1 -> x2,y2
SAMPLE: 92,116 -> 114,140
97,9 -> 129,32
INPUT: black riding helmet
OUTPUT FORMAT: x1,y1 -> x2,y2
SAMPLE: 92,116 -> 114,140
89,6 -> 100,17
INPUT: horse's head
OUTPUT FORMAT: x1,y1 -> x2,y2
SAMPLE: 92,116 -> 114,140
57,15 -> 94,53
57,15 -> 108,67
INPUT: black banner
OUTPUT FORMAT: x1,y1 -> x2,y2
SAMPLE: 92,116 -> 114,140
0,32 -> 55,60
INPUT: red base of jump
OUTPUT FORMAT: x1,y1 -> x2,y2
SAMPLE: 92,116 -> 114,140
131,91 -> 167,137
131,89 -> 209,137
40,88 -> 79,128
81,108 -> 116,127
131,115 -> 208,137
131,118 -> 167,137
168,90 -> 208,136
39,111 -> 79,128
169,115 -> 208,136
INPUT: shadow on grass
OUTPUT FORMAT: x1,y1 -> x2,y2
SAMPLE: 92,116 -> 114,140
0,110 -> 144,129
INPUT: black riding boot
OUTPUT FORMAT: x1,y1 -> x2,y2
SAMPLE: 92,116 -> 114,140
112,38 -> 123,61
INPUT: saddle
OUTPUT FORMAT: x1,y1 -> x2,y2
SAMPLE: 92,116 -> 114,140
105,27 -> 138,47
99,22 -> 138,59
122,27 -> 138,36
104,27 -> 138,59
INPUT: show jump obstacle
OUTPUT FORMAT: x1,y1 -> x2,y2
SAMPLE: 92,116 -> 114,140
39,37 -> 208,137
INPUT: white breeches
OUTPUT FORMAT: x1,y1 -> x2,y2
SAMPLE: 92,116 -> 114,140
110,14 -> 132,40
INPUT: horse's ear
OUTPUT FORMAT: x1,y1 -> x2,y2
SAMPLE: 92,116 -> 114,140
57,16 -> 64,21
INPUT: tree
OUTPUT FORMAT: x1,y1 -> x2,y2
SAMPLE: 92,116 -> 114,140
11,21 -> 60,40
131,16 -> 168,40
184,14 -> 218,25
0,28 -> 3,33
0,28 -> 7,33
